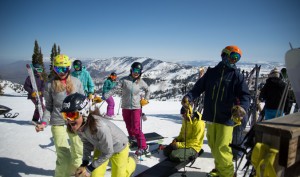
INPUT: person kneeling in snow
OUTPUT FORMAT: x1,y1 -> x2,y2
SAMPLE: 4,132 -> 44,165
61,93 -> 136,177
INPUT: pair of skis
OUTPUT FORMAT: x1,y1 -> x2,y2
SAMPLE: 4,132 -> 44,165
26,64 -> 43,123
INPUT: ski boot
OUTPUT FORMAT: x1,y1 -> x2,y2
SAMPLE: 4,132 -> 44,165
206,169 -> 219,177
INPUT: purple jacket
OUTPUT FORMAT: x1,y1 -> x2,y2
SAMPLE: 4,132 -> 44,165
24,72 -> 45,99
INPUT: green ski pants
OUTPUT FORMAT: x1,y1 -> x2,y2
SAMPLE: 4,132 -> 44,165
51,125 -> 83,177
207,123 -> 234,177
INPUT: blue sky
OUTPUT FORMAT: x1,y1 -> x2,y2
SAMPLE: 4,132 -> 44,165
0,0 -> 299,64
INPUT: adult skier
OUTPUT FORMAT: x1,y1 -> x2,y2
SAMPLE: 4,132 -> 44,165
71,60 -> 95,99
102,72 -> 117,118
61,93 -> 136,177
181,46 -> 250,177
24,63 -> 45,123
102,62 -> 150,156
35,54 -> 84,177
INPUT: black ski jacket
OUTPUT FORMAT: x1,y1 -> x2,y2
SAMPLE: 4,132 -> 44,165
186,62 -> 251,126
259,77 -> 286,110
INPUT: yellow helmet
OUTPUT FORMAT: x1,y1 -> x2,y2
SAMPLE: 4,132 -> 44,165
53,54 -> 71,67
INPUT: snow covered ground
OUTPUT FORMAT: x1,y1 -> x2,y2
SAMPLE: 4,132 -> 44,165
0,87 -> 251,177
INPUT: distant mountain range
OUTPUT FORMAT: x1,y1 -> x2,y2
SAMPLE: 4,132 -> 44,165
0,57 -> 284,99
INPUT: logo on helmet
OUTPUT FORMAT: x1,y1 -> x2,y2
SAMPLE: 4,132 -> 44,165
63,102 -> 70,109
79,99 -> 88,109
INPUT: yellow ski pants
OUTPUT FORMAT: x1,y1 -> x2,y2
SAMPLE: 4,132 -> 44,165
51,125 -> 83,177
207,123 -> 234,177
92,144 -> 136,177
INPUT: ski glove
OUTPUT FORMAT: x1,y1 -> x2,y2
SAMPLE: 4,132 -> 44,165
231,105 -> 246,125
31,91 -> 42,98
93,96 -> 103,103
75,166 -> 92,177
140,99 -> 149,107
88,93 -> 93,100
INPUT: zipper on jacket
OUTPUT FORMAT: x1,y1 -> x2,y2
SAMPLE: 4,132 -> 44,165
212,86 -> 216,100
213,67 -> 225,122
221,87 -> 225,101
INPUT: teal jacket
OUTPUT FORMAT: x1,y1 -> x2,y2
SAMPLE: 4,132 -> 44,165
71,67 -> 95,95
102,78 -> 116,94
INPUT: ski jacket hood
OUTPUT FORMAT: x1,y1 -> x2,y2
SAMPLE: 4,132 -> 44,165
71,67 -> 95,95
78,115 -> 128,169
103,75 -> 150,109
186,62 -> 250,126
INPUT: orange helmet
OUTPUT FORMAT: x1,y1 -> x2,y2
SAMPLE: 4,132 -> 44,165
221,45 -> 242,56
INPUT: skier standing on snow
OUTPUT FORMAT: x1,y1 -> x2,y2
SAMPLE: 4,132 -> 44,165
102,62 -> 150,156
24,63 -> 45,123
181,46 -> 250,177
35,54 -> 84,177
71,59 -> 95,100
259,68 -> 286,120
102,72 -> 117,119
61,93 -> 136,177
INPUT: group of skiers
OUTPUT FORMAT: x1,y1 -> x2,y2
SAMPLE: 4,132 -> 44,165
22,45 -> 293,177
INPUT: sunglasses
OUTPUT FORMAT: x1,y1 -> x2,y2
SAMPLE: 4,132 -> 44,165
61,111 -> 80,121
132,68 -> 141,74
54,66 -> 70,74
228,52 -> 241,64
35,68 -> 43,73
110,75 -> 117,80
74,64 -> 81,69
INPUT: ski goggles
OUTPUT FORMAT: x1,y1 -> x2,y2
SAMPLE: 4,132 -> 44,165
35,68 -> 43,73
73,64 -> 81,70
132,68 -> 141,74
54,66 -> 70,74
110,75 -> 117,80
228,52 -> 241,64
61,111 -> 80,121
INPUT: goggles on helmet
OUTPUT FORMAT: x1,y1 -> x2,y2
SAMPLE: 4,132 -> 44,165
61,111 -> 80,121
35,68 -> 43,73
132,68 -> 141,74
54,66 -> 70,74
228,52 -> 241,64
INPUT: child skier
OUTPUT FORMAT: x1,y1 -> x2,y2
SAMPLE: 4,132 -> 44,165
102,72 -> 117,118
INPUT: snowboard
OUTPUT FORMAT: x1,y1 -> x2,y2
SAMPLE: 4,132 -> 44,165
129,132 -> 165,150
285,48 -> 300,107
26,64 -> 43,122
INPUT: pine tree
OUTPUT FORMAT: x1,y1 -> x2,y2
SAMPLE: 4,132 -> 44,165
48,43 -> 61,79
31,40 -> 47,81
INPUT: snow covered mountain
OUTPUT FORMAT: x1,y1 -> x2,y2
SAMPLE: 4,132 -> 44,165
0,56 -> 284,100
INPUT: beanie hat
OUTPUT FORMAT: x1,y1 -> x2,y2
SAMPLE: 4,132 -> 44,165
269,68 -> 280,78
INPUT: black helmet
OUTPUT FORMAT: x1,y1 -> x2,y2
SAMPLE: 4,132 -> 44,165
131,62 -> 143,71
61,93 -> 89,117
111,72 -> 117,76
73,60 -> 82,71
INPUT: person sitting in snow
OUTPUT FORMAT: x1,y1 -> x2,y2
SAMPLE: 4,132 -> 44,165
24,63 -> 45,123
163,109 -> 205,162
61,92 -> 136,177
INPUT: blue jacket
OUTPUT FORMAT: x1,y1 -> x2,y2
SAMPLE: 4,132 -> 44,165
186,62 -> 250,126
71,67 -> 95,95
102,78 -> 116,94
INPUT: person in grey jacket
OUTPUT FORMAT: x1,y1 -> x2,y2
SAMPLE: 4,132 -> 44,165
61,93 -> 136,177
35,54 -> 85,177
103,62 -> 150,156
